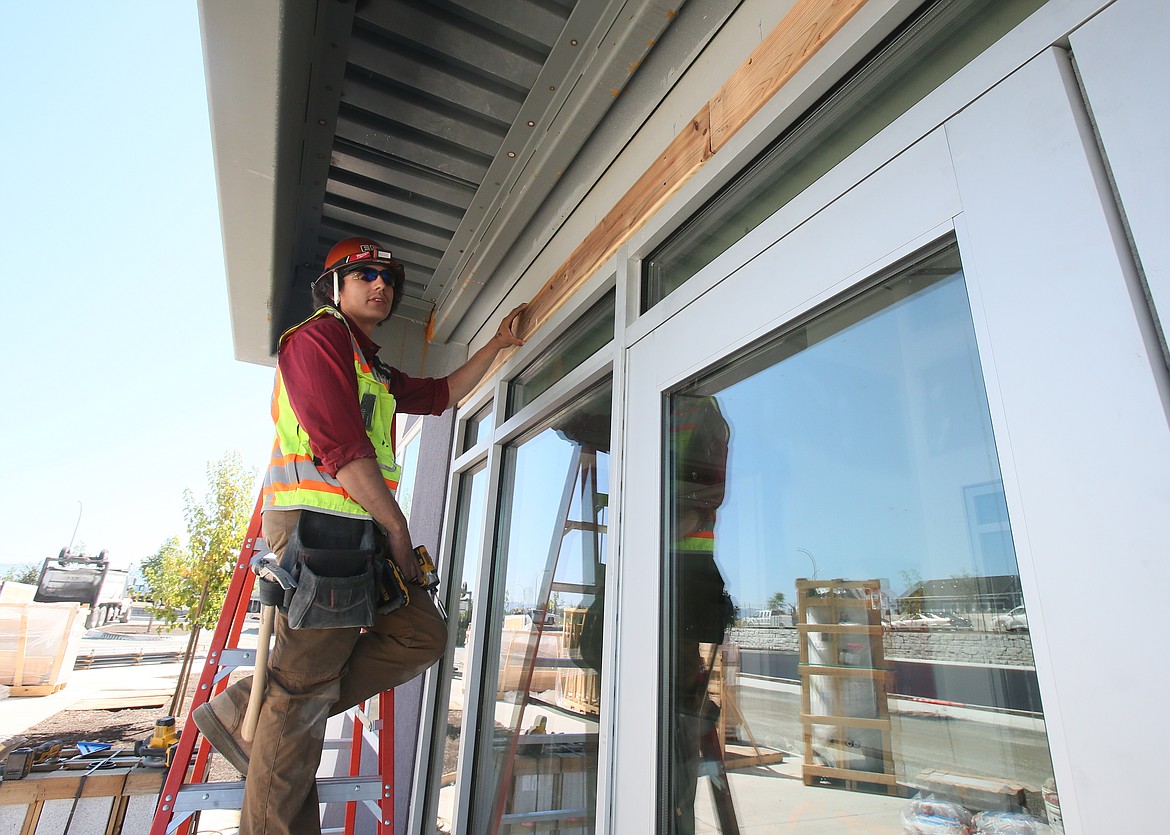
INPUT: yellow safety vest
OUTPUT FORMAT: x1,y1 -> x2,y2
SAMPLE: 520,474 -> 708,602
262,307 -> 402,519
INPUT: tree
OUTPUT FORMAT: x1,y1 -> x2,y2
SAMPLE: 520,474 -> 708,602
2,563 -> 40,585
145,452 -> 256,631
899,569 -> 924,615
144,452 -> 256,714
766,591 -> 786,612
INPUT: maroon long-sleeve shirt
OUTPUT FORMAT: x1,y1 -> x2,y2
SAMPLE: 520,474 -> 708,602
279,310 -> 450,476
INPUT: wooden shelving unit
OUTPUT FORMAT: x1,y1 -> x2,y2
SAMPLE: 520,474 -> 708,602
796,578 -> 897,793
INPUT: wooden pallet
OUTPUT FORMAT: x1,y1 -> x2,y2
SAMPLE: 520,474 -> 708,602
710,644 -> 787,770
0,767 -> 164,835
797,578 -> 898,794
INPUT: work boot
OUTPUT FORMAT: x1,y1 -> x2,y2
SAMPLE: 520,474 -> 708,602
192,678 -> 253,775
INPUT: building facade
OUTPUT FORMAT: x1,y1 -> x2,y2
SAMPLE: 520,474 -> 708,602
205,1 -> 1168,832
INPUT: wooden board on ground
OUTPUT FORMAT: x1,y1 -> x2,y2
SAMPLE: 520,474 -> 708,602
724,744 -> 786,770
66,692 -> 171,711
8,683 -> 68,698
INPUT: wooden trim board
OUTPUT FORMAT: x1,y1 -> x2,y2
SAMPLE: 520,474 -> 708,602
709,0 -> 868,152
467,0 -> 870,399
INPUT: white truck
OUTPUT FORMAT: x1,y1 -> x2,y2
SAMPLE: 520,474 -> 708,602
746,609 -> 794,628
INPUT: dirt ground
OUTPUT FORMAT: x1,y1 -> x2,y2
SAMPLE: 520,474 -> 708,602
17,643 -> 459,785
17,668 -> 243,783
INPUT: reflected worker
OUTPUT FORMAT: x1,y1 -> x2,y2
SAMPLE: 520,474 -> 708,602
668,393 -> 735,834
194,236 -> 525,835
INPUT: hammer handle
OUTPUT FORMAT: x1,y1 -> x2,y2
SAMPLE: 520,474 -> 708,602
241,604 -> 275,742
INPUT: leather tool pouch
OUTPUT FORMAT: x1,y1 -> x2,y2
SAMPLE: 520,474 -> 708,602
281,512 -> 379,630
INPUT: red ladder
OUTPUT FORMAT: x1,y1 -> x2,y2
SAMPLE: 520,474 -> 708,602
148,494 -> 397,835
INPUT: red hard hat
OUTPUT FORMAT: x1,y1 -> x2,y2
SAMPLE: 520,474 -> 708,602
315,236 -> 406,315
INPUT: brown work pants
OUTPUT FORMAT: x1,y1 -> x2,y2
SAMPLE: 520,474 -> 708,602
232,509 -> 447,835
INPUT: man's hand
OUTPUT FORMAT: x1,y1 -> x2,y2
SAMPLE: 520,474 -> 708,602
446,303 -> 529,407
491,304 -> 527,350
388,538 -> 425,585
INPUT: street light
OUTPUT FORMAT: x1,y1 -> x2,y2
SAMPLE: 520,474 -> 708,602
797,547 -> 818,580
67,500 -> 83,554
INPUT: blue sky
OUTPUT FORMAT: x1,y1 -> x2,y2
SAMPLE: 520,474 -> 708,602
0,4 -> 275,569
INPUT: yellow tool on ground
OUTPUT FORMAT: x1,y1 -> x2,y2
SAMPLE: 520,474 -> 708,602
3,740 -> 63,780
31,740 -> 63,766
135,716 -> 181,765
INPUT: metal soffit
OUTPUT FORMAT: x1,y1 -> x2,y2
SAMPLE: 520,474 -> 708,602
262,0 -> 687,357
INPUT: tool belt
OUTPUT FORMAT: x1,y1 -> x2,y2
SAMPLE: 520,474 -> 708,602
273,511 -> 410,630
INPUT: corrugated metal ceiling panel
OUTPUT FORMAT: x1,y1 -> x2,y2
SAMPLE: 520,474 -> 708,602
209,0 -> 695,359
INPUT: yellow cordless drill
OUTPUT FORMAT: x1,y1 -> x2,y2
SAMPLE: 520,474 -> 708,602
413,545 -> 446,619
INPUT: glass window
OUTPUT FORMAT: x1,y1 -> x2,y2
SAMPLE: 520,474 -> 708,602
396,427 -> 422,521
506,289 -> 615,419
662,242 -> 1060,832
423,462 -> 489,833
641,0 -> 1045,311
472,383 -> 612,833
462,402 -> 494,455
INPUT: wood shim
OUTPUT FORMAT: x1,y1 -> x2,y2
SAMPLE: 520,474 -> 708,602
468,0 -> 869,400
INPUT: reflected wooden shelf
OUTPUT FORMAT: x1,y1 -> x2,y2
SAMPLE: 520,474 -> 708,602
797,578 -> 898,794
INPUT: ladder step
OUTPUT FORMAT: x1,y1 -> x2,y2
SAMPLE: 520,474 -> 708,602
550,582 -> 599,594
564,520 -> 606,533
169,775 -> 386,816
219,647 -> 260,668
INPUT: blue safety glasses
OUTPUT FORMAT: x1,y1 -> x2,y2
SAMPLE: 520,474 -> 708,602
345,267 -> 396,283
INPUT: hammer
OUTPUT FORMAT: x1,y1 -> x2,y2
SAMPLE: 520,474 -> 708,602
242,553 -> 297,742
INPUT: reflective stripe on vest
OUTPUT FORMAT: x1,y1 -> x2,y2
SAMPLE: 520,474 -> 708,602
675,527 -> 716,552
262,306 -> 402,519
670,396 -> 727,551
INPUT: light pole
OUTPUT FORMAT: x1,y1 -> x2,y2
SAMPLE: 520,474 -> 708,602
797,547 -> 818,580
67,500 -> 83,554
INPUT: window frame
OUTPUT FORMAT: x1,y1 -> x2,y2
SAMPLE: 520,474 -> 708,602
411,263 -> 629,835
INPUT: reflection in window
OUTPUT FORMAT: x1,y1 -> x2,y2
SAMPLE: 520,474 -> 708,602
473,384 -> 611,833
506,289 -> 615,419
462,402 -> 494,455
424,463 -> 488,832
663,243 -> 1060,832
641,0 -> 1044,310
396,427 -> 422,521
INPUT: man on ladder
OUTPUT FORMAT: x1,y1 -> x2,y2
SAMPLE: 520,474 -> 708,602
668,393 -> 738,834
193,236 -> 525,835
